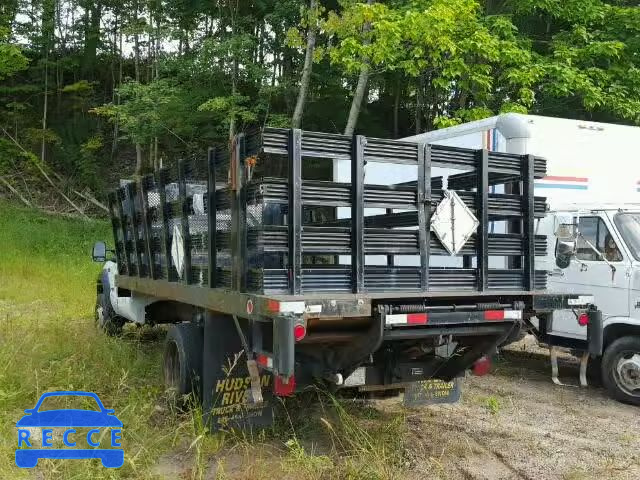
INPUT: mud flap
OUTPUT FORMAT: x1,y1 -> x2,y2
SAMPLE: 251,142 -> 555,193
202,312 -> 274,431
403,378 -> 462,407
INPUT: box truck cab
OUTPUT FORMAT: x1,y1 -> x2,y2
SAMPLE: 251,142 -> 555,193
539,205 -> 640,405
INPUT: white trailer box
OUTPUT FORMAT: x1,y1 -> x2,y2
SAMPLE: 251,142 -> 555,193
333,114 -> 640,267
401,113 -> 640,208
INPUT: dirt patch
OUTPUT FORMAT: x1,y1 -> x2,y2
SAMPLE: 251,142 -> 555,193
405,343 -> 640,480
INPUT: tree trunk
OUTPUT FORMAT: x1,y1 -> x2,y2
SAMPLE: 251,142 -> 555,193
229,1 -> 238,139
415,77 -> 423,135
82,2 -> 101,77
41,52 -> 49,166
393,76 -> 401,138
41,0 -> 54,167
133,0 -> 140,82
344,66 -> 369,136
229,58 -> 238,139
291,0 -> 317,128
135,143 -> 143,175
154,137 -> 159,171
343,0 -> 373,136
112,27 -> 123,158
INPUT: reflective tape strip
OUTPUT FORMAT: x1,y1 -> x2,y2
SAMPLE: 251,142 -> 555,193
485,310 -> 522,321
386,313 -> 428,326
568,295 -> 594,306
305,304 -> 323,314
407,313 -> 428,325
267,300 -> 306,314
256,354 -> 273,369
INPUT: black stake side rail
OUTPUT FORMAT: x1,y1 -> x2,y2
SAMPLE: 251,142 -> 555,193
288,129 -> 303,294
476,149 -> 489,291
523,154 -> 536,291
249,127 -> 547,176
232,267 -> 548,294
207,147 -> 217,288
111,126 -> 547,296
115,187 -> 134,275
108,191 -> 127,275
138,176 -> 156,279
211,179 -> 547,217
209,228 -> 547,256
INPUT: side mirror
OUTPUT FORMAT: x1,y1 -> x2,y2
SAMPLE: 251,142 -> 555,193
555,223 -> 578,242
555,240 -> 575,269
92,241 -> 107,262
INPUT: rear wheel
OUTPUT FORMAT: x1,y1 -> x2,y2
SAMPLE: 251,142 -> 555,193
163,323 -> 203,402
601,336 -> 640,405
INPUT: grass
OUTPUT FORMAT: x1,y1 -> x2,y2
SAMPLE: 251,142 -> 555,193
482,396 -> 501,415
0,202 -> 410,479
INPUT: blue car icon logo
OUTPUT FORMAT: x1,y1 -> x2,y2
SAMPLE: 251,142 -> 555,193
15,391 -> 123,468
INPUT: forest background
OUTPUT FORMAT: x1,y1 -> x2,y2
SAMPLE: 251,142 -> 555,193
0,0 -> 639,214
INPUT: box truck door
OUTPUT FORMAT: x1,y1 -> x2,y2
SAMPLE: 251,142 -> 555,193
552,215 -> 629,338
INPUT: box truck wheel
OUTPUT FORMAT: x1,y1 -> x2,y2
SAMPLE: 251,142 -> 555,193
601,336 -> 640,405
95,273 -> 125,336
163,323 -> 203,402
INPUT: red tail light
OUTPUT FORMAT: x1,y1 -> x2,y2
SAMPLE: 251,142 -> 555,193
293,323 -> 306,341
472,356 -> 491,376
578,313 -> 589,326
274,375 -> 296,396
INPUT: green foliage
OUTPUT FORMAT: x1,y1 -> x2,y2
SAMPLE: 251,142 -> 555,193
324,0 -> 536,124
0,27 -> 28,80
92,80 -> 180,145
61,80 -> 95,94
198,94 -> 258,128
1,0 -> 639,203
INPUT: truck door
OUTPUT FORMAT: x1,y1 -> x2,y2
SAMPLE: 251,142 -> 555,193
550,214 -> 630,339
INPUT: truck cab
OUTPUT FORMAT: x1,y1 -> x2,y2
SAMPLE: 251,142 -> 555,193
539,204 -> 640,404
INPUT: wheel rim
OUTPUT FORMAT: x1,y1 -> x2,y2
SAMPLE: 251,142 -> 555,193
164,342 -> 181,392
614,351 -> 640,397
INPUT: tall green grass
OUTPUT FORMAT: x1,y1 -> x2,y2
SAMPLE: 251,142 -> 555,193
0,203 -> 178,479
0,203 -> 409,479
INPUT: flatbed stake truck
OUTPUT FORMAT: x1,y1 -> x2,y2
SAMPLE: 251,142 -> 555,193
92,127 -> 598,430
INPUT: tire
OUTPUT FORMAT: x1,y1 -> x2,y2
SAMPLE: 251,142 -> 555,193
95,273 -> 125,336
601,336 -> 640,406
163,323 -> 203,401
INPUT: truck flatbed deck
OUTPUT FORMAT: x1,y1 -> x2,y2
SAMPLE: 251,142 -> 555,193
117,274 -> 587,319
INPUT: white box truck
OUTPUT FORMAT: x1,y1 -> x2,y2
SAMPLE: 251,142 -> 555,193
396,114 -> 640,404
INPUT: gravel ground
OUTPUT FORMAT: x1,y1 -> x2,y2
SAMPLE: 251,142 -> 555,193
404,337 -> 640,480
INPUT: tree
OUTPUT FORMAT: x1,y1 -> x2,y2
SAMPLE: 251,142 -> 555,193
2,0 -> 640,213
0,27 -> 28,80
290,0 -> 320,129
92,80 -> 180,174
